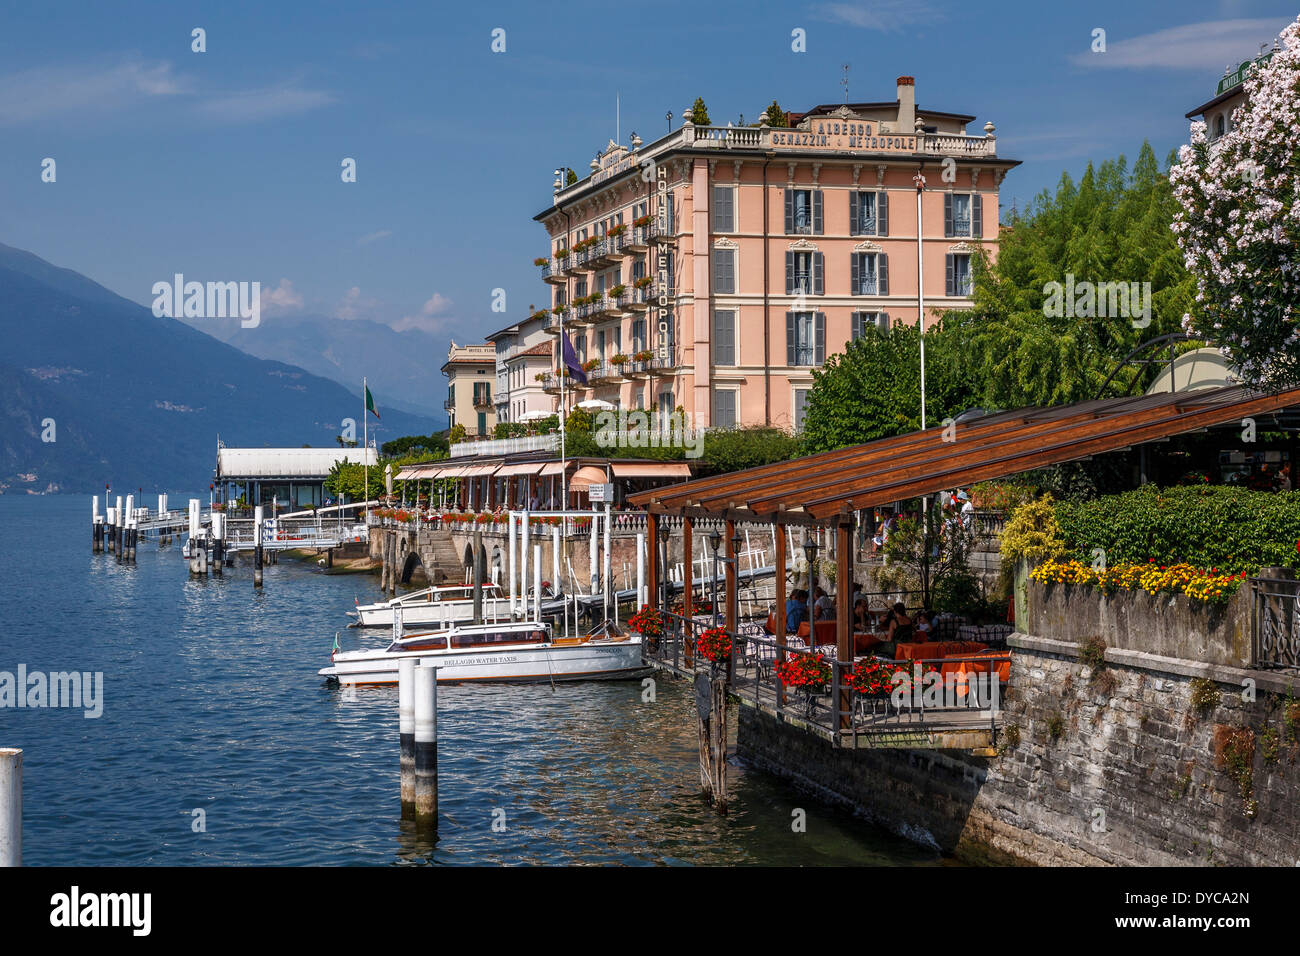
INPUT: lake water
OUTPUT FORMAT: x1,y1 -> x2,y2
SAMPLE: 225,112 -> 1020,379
0,495 -> 944,866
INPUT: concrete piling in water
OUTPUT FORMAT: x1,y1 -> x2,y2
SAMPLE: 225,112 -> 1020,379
472,529 -> 483,625
636,532 -> 646,608
398,658 -> 415,819
124,495 -> 135,562
253,505 -> 264,588
188,499 -> 206,576
533,544 -> 542,622
211,512 -> 224,577
92,496 -> 101,553
507,514 -> 517,615
552,527 -> 561,599
115,496 -> 124,556
0,747 -> 20,867
105,505 -> 116,554
413,664 -> 437,827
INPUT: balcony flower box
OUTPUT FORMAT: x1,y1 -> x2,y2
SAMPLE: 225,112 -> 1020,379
534,257 -> 549,267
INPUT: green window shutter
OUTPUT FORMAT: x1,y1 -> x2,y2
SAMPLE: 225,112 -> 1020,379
943,193 -> 953,238
849,192 -> 860,235
786,312 -> 796,365
973,194 -> 983,238
878,191 -> 889,236
813,253 -> 824,295
783,189 -> 793,234
850,253 -> 860,295
879,254 -> 889,296
945,254 -> 955,297
814,312 -> 826,365
812,190 -> 824,235
785,251 -> 795,295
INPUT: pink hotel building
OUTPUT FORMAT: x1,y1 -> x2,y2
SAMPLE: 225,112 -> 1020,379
530,76 -> 1019,432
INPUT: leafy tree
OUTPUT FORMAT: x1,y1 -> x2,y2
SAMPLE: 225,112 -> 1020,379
566,169 -> 578,186
689,97 -> 711,126
800,322 -> 978,453
448,423 -> 466,444
878,509 -> 976,608
700,427 -> 799,474
381,433 -> 448,457
764,100 -> 788,127
952,142 -> 1198,408
1170,16 -> 1300,390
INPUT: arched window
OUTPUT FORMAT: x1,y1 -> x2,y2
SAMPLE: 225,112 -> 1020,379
1214,114 -> 1226,139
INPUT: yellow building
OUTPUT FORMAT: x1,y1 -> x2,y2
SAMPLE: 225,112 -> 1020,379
442,341 -> 496,438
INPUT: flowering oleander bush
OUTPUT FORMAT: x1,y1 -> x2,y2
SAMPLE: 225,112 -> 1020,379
775,653 -> 832,691
628,605 -> 663,638
1031,558 -> 1247,607
1169,15 -> 1300,389
696,626 -> 732,663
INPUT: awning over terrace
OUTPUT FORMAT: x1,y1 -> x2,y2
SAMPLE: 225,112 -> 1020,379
629,385 -> 1300,523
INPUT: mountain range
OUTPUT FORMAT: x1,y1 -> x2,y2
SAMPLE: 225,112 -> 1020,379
185,312 -> 449,420
0,242 -> 441,493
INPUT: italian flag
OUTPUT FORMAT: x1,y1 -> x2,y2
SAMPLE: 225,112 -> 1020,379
365,384 -> 380,420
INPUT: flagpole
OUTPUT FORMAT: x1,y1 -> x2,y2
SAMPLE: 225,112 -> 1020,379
363,375 -> 369,518
559,312 -> 567,513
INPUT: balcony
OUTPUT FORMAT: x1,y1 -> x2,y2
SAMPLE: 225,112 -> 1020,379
544,308 -> 571,333
473,391 -> 493,410
588,237 -> 617,268
625,223 -> 657,251
626,283 -> 651,310
541,259 -> 565,285
443,398 -> 455,412
649,350 -> 683,374
539,372 -> 561,393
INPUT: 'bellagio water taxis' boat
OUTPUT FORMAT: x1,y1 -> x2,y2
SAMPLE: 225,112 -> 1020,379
349,582 -> 513,627
318,619 -> 646,686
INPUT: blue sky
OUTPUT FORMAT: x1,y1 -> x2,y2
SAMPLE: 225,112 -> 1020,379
1,0 -> 1295,382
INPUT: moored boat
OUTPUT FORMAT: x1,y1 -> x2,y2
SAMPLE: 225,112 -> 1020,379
319,619 -> 645,685
350,582 -> 514,627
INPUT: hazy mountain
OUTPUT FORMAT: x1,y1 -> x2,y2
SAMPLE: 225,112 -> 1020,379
0,242 -> 440,493
190,312 -> 449,420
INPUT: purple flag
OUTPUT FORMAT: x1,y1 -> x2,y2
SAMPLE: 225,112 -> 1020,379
562,334 -> 588,385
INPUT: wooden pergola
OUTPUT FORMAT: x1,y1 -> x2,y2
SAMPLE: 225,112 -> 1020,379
629,385 -> 1300,727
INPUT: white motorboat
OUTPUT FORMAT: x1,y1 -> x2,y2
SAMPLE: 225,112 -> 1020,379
350,582 -> 514,627
319,619 -> 646,685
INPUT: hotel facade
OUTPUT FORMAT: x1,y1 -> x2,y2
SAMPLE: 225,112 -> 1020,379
527,76 -> 1019,432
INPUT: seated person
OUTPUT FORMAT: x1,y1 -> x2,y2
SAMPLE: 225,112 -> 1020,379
852,598 -> 871,632
812,587 -> 835,621
915,611 -> 933,639
887,603 -> 913,644
785,589 -> 808,634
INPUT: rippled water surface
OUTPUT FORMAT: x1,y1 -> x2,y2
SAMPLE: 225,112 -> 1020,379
1,496 -> 944,866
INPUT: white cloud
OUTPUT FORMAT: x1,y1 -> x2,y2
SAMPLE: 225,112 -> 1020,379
811,0 -> 941,32
357,230 -> 393,246
334,286 -> 382,320
0,60 -> 187,126
1071,18 -> 1289,70
392,293 -> 453,333
260,278 -> 303,312
197,84 -> 335,123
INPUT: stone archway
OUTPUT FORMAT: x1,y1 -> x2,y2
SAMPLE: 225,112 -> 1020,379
399,549 -> 426,585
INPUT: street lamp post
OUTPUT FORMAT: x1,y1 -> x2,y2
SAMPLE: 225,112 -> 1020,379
708,530 -> 722,628
803,538 -> 819,636
914,168 -> 928,431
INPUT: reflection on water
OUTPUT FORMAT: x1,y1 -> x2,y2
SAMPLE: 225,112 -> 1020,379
1,496 -> 944,866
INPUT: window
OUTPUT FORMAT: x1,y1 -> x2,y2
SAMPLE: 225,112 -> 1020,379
784,188 -> 823,235
851,311 -> 890,339
634,200 -> 648,220
714,310 -> 736,365
596,274 -> 606,294
785,251 -> 824,295
632,256 -> 646,282
713,248 -> 736,294
632,318 -> 646,353
713,389 -> 737,428
712,185 -> 735,232
1214,114 -> 1226,139
946,253 -> 973,296
944,192 -> 983,238
786,312 -> 825,366
575,278 -> 587,298
850,191 -> 888,236
851,253 -> 889,295
794,388 -> 810,432
596,329 -> 606,360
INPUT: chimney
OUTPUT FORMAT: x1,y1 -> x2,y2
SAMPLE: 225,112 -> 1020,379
896,76 -> 915,134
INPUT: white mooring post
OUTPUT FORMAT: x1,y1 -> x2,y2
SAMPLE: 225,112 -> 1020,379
589,510 -> 599,596
413,663 -> 437,827
253,505 -> 265,588
604,500 -> 613,624
636,532 -> 646,609
91,496 -> 101,553
507,513 -> 517,615
211,511 -> 224,577
115,496 -> 124,556
552,526 -> 561,598
0,747 -> 20,867
533,543 -> 542,623
520,517 -> 530,616
124,495 -> 135,562
398,658 -> 416,819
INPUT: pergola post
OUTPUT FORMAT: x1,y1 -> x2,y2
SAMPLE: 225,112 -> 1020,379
683,518 -> 695,669
646,511 -> 660,612
836,518 -> 854,731
725,517 -> 737,683
774,522 -> 787,705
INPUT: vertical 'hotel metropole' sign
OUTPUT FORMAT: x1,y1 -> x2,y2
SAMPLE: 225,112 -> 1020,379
654,163 -> 672,363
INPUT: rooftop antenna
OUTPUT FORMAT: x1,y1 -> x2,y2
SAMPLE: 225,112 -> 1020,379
841,63 -> 850,103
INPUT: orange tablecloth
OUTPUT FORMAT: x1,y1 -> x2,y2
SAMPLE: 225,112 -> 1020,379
939,651 -> 1012,682
854,632 -> 886,655
895,642 -> 941,661
895,640 -> 988,661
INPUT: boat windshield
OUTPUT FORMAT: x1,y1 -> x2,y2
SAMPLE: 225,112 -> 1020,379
449,629 -> 548,649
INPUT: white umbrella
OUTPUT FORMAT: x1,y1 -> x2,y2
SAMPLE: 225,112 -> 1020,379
576,399 -> 616,411
518,410 -> 551,422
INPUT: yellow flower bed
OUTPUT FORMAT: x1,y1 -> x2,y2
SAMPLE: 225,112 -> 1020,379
1031,558 -> 1247,606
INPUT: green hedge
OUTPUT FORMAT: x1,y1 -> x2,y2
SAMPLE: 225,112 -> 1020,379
1054,485 -> 1300,573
